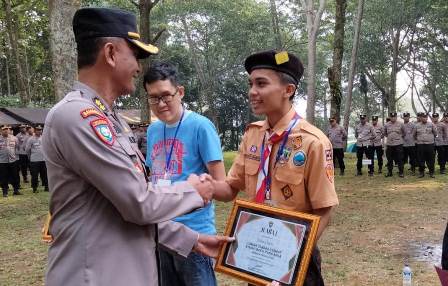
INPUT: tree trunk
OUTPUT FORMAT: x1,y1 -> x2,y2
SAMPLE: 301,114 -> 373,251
388,29 -> 400,113
3,0 -> 29,105
269,0 -> 282,49
328,0 -> 347,123
49,0 -> 80,101
343,0 -> 364,131
138,0 -> 152,124
303,0 -> 326,124
364,91 -> 370,119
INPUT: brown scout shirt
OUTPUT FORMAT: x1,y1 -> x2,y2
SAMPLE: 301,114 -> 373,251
43,81 -> 203,286
384,121 -> 405,146
227,108 -> 339,212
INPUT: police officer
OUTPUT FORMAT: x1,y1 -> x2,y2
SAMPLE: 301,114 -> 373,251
444,113 -> 448,168
327,117 -> 347,175
16,124 -> 30,183
0,125 -> 21,197
371,115 -> 384,174
26,125 -> 48,193
413,113 -> 437,178
402,112 -> 417,175
42,8 -> 231,286
432,113 -> 448,174
384,112 -> 405,177
212,50 -> 339,285
355,114 -> 374,176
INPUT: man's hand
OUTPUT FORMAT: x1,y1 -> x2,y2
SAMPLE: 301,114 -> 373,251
267,281 -> 280,286
187,174 -> 214,205
193,234 -> 235,258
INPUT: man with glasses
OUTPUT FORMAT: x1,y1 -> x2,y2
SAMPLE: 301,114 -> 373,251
143,61 -> 226,286
0,125 -> 21,197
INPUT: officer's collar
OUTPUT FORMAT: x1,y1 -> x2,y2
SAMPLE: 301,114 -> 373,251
73,81 -> 115,112
263,107 -> 297,135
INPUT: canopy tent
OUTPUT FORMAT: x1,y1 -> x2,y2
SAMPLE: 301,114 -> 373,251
0,110 -> 23,125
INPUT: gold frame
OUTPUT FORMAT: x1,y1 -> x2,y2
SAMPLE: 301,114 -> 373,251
215,199 -> 320,286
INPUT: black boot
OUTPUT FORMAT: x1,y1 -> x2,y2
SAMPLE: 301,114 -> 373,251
13,189 -> 22,195
399,173 -> 404,178
441,168 -> 446,175
385,171 -> 393,177
340,169 -> 345,176
44,186 -> 49,192
356,170 -> 362,176
33,187 -> 38,193
430,173 -> 435,178
418,172 -> 425,178
378,166 -> 382,174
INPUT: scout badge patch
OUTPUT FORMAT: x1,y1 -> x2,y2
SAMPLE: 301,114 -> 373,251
80,108 -> 104,119
278,147 -> 292,164
325,149 -> 333,161
275,51 -> 289,65
281,185 -> 293,200
325,163 -> 334,183
291,136 -> 302,150
293,151 -> 306,167
249,145 -> 257,153
90,118 -> 115,146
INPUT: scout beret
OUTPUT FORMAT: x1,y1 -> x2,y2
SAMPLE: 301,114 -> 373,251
432,113 -> 439,118
73,7 -> 158,59
244,50 -> 304,84
389,112 -> 397,117
403,112 -> 410,117
371,115 -> 378,120
359,114 -> 366,119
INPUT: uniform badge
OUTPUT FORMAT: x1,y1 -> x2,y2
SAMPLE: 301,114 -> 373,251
293,151 -> 306,167
134,162 -> 144,173
281,185 -> 293,200
93,97 -> 107,112
80,108 -> 104,119
325,163 -> 334,183
249,145 -> 257,153
90,118 -> 115,146
291,136 -> 302,150
279,147 -> 292,165
325,149 -> 333,161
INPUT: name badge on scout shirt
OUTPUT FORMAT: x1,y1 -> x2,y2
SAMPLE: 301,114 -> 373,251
154,173 -> 172,187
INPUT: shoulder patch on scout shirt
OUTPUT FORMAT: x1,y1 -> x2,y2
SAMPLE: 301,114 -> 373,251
325,149 -> 333,161
80,108 -> 104,119
325,163 -> 334,183
90,118 -> 115,146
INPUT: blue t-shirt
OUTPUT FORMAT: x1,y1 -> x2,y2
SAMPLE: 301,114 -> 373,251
145,110 -> 223,235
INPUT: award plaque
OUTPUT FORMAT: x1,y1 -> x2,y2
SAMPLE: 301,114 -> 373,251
215,199 -> 320,286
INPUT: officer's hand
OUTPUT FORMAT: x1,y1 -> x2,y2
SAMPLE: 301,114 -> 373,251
187,174 -> 214,204
193,234 -> 235,258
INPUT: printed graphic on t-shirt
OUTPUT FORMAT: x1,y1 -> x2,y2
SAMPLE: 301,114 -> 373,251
150,138 -> 184,180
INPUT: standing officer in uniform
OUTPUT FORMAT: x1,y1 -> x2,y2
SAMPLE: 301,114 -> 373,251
0,125 -> 21,197
371,116 -> 384,174
355,115 -> 374,176
212,50 -> 339,285
16,124 -> 30,183
413,113 -> 437,178
42,8 -> 231,286
432,113 -> 447,174
26,125 -> 48,193
327,117 -> 347,175
444,113 -> 448,168
402,112 -> 417,175
383,112 -> 405,177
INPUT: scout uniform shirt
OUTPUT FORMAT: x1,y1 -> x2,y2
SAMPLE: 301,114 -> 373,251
355,122 -> 374,147
42,81 -> 204,286
326,125 -> 347,149
26,135 -> 44,162
434,121 -> 448,146
371,123 -> 384,147
16,132 -> 29,155
413,122 -> 437,144
384,121 -> 405,146
403,122 -> 416,147
227,108 -> 339,212
0,135 -> 18,163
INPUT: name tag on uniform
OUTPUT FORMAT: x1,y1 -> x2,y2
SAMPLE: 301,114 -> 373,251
156,179 -> 172,187
362,159 -> 372,165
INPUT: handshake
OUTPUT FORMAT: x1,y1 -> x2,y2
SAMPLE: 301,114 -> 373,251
187,173 -> 217,205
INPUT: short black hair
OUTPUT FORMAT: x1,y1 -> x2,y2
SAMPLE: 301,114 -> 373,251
76,38 -> 110,69
143,61 -> 180,92
276,71 -> 297,101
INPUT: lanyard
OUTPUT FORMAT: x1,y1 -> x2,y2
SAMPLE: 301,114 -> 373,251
163,109 -> 185,174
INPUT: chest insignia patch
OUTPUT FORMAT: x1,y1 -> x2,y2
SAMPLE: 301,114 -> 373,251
249,145 -> 257,153
281,185 -> 293,200
291,136 -> 302,150
325,163 -> 334,183
80,108 -> 104,119
93,97 -> 107,112
293,151 -> 306,167
279,147 -> 292,165
325,149 -> 333,161
90,118 -> 115,146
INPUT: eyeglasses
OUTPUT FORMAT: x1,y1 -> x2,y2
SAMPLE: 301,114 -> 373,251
148,88 -> 179,105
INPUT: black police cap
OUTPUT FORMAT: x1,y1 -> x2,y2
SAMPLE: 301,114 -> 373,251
359,114 -> 366,119
389,112 -> 397,117
403,112 -> 410,117
444,112 -> 448,118
329,117 -> 336,122
73,7 -> 158,59
244,50 -> 304,84
432,113 -> 439,118
372,116 -> 378,121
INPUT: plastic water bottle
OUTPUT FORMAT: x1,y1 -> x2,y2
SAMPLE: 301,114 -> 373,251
402,264 -> 412,286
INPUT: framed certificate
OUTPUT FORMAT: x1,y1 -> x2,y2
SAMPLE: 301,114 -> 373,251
215,199 -> 320,286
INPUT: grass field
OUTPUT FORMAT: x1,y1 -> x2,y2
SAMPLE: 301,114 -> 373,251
1,152 -> 447,285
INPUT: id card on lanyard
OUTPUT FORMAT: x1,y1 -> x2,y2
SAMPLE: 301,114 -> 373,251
156,109 -> 185,187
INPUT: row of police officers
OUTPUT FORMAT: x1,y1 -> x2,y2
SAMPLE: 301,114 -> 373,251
327,112 -> 448,178
0,124 -> 48,197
